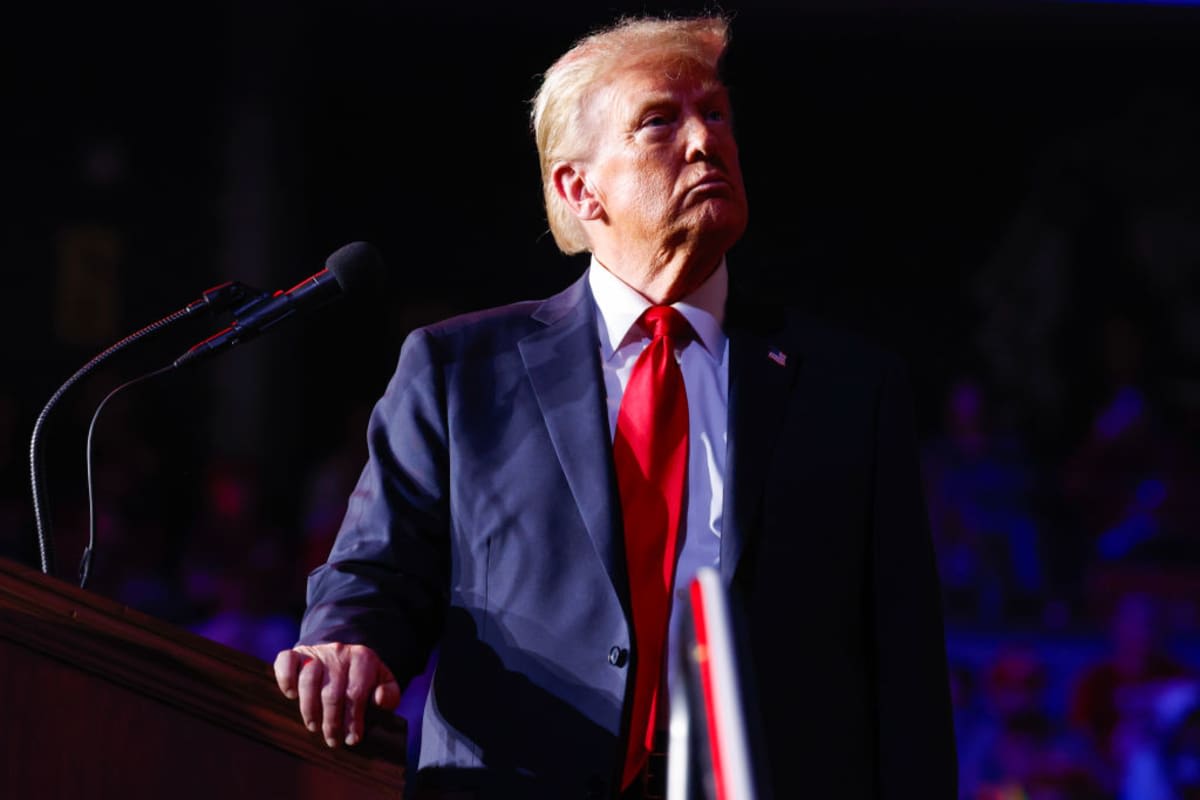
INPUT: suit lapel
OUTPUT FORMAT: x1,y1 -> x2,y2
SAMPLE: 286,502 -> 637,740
723,292 -> 801,583
516,276 -> 801,599
519,276 -> 628,605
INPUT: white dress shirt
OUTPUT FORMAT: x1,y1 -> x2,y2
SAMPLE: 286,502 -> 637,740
587,256 -> 728,707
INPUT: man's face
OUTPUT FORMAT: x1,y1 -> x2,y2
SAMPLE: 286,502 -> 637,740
580,61 -> 748,258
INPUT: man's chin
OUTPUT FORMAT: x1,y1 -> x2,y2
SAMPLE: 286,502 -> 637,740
690,203 -> 748,247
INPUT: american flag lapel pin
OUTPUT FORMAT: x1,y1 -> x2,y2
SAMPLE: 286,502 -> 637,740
767,348 -> 787,367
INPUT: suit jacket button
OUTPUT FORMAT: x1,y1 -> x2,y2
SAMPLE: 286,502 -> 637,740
608,646 -> 628,667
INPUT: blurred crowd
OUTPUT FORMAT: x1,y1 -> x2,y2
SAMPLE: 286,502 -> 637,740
949,594 -> 1200,799
927,351 -> 1200,798
927,342 -> 1200,797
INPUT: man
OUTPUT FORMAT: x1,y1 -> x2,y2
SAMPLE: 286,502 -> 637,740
275,15 -> 957,799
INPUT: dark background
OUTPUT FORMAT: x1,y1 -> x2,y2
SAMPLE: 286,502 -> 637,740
3,1 -> 1200,796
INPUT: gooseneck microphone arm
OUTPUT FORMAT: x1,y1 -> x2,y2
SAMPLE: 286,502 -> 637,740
30,241 -> 384,581
29,281 -> 260,576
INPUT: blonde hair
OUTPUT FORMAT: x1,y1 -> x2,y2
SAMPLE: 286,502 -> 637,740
531,15 -> 731,255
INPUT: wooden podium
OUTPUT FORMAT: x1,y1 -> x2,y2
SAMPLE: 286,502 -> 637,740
0,556 -> 406,798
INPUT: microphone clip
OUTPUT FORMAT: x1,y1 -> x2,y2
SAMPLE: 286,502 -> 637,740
185,281 -> 269,317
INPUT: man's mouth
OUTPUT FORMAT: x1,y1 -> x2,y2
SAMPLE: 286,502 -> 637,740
687,174 -> 732,197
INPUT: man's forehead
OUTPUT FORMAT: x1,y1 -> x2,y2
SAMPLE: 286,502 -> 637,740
600,66 -> 727,113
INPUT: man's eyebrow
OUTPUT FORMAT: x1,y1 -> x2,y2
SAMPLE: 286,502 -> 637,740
628,83 -> 727,119
629,93 -> 677,118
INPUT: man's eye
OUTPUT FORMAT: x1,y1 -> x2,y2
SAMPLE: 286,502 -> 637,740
643,115 -> 669,128
706,109 -> 726,122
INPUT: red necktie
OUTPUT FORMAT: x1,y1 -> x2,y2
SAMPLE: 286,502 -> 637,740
614,305 -> 692,789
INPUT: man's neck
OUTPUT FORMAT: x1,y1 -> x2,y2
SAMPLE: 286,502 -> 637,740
592,246 -> 723,305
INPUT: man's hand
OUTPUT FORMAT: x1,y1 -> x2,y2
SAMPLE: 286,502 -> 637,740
274,643 -> 401,748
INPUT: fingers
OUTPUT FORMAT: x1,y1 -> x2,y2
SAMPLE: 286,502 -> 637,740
320,653 -> 349,748
343,648 -> 402,745
375,678 -> 402,711
276,643 -> 396,749
297,652 -> 326,736
343,648 -> 374,746
273,649 -> 303,700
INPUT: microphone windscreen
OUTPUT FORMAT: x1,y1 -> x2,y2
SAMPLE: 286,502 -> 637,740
326,241 -> 386,296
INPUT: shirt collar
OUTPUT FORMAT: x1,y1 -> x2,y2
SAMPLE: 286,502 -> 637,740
587,255 -> 728,361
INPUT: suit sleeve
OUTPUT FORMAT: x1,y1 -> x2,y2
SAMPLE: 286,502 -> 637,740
297,327 -> 450,687
872,357 -> 958,798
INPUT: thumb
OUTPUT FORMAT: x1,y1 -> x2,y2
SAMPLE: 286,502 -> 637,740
374,679 -> 402,711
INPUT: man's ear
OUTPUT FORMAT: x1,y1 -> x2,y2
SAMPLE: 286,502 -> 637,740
551,162 -> 603,221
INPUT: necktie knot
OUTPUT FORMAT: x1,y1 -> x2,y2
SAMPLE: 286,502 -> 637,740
641,305 -> 693,343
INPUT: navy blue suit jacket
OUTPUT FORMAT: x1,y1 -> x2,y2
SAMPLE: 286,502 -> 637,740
299,272 -> 957,799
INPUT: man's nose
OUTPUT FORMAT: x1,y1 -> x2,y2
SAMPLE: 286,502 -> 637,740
683,113 -> 718,162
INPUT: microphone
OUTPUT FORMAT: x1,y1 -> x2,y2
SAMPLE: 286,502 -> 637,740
175,241 -> 385,367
